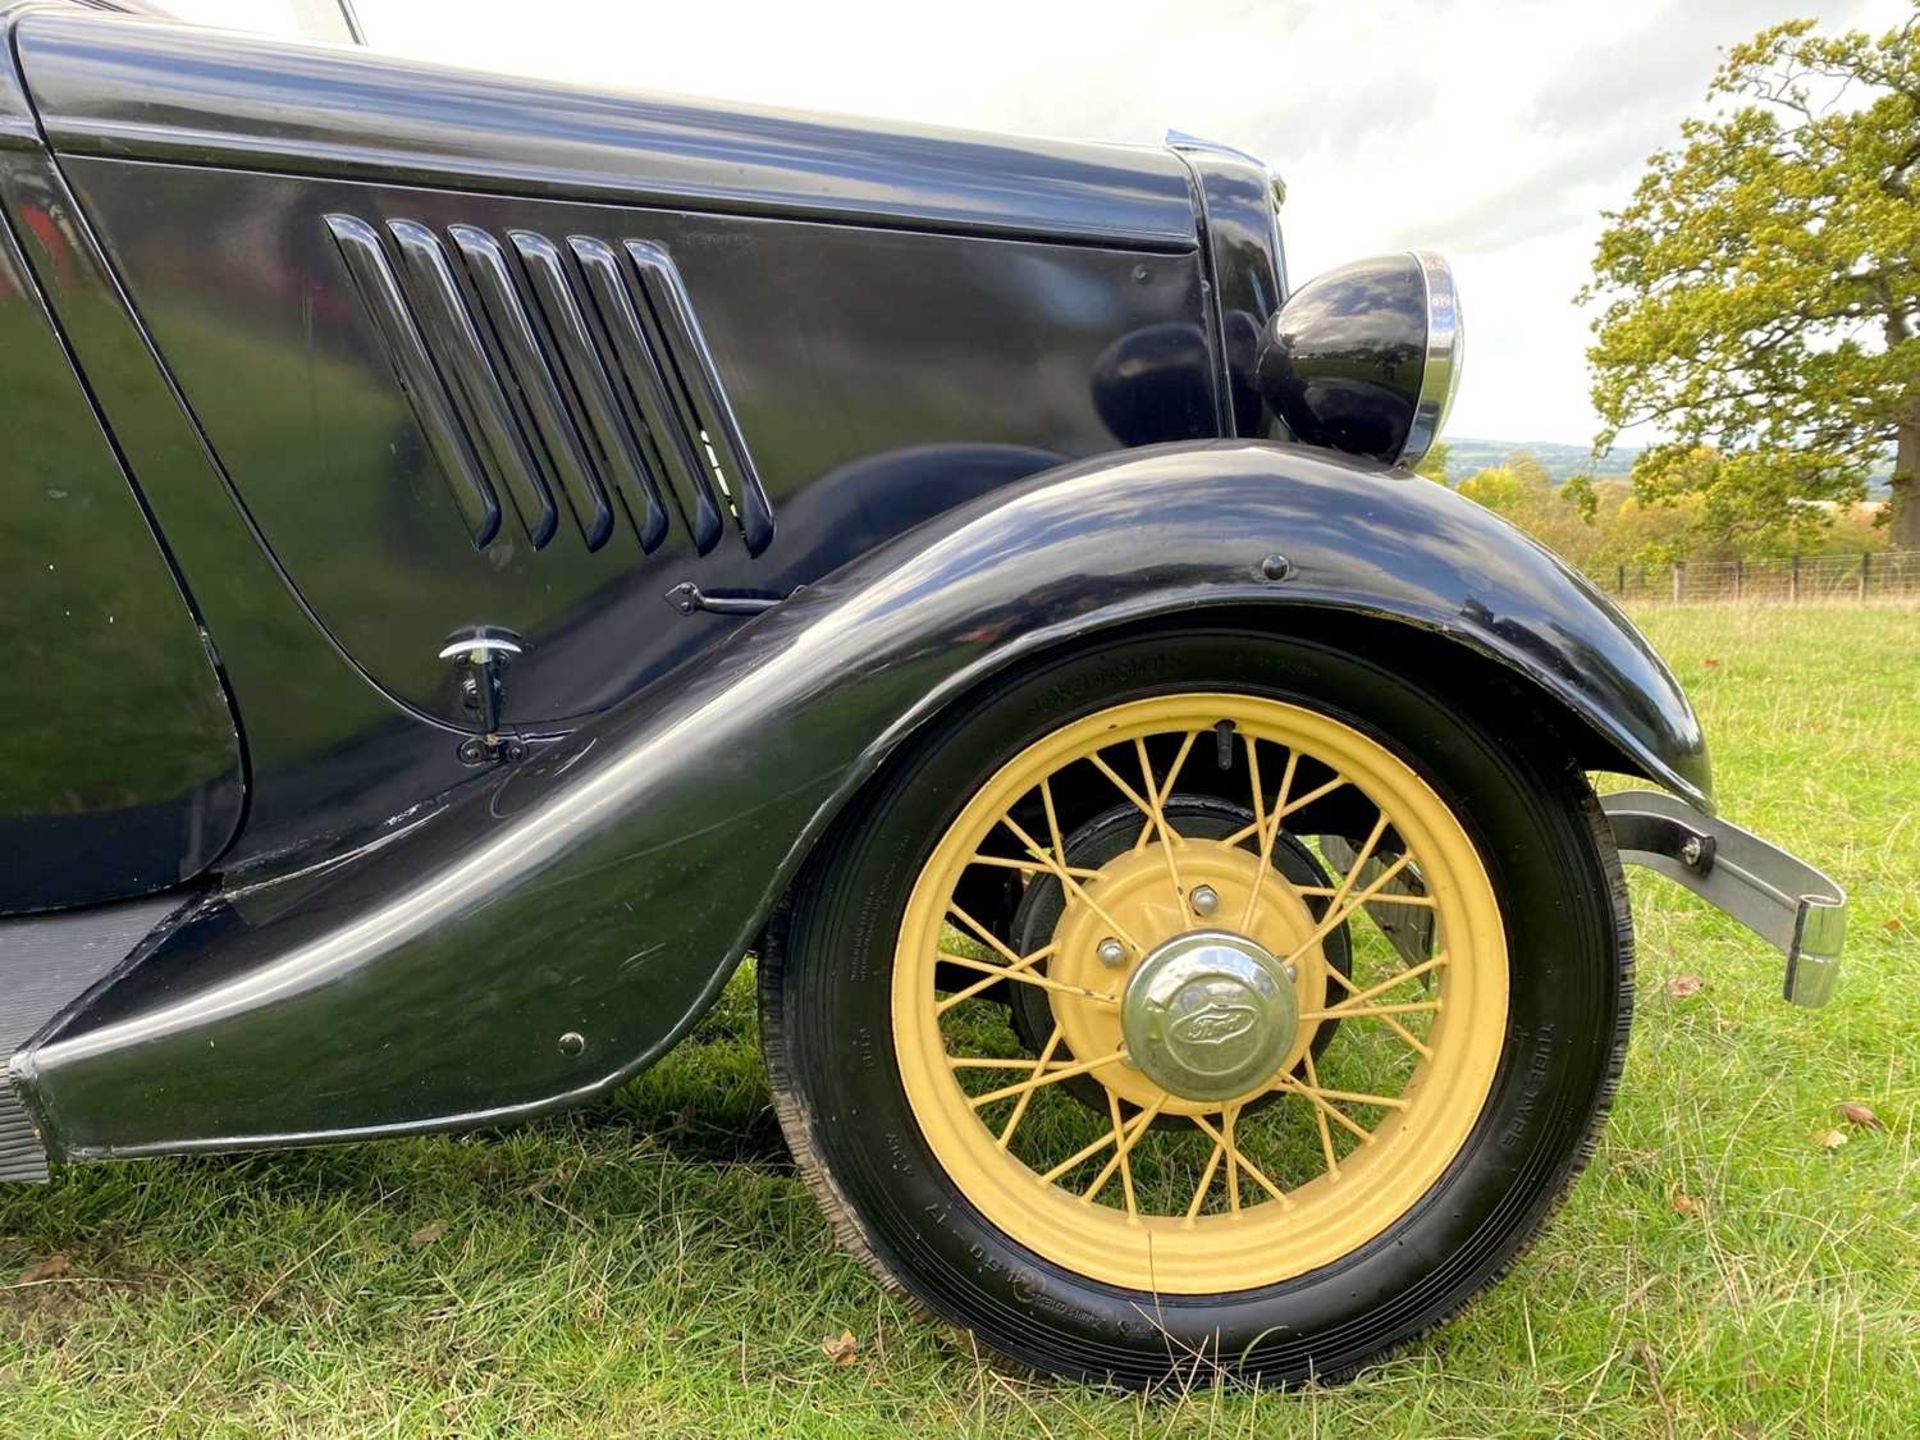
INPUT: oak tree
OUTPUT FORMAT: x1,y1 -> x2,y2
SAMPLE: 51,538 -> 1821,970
1582,9 -> 1919,550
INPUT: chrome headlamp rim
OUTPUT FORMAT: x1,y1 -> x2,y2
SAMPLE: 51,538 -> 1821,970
1401,250 -> 1462,471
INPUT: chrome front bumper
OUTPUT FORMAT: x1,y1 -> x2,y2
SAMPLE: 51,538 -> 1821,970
1603,791 -> 1847,1007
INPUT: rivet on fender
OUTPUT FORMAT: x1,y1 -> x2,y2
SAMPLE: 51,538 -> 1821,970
1259,554 -> 1293,581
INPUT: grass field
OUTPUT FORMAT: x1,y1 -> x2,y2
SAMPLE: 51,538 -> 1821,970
3,604 -> 1915,1438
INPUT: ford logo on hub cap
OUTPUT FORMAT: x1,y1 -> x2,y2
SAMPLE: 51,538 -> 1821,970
1169,997 -> 1261,1048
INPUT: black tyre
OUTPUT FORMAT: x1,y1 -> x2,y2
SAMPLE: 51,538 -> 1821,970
761,629 -> 1631,1387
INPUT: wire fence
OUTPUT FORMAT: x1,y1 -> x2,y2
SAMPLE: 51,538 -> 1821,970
1597,550 -> 1920,604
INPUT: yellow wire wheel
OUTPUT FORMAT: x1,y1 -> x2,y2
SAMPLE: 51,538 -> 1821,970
891,693 -> 1509,1294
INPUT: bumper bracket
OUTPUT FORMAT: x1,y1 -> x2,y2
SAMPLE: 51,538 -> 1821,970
1602,790 -> 1846,1007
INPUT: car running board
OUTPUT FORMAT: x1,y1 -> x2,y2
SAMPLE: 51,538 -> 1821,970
2,894 -> 186,1181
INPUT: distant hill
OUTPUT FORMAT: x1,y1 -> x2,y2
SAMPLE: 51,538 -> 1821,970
1442,438 -> 1639,483
1443,438 -> 1893,494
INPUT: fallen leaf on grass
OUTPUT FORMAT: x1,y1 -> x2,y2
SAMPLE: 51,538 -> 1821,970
1835,1102 -> 1886,1132
821,1329 -> 859,1366
1817,1129 -> 1848,1150
1670,1191 -> 1702,1217
408,1220 -> 449,1248
1701,658 -> 1722,669
1885,918 -> 1904,933
1665,975 -> 1705,1000
14,1254 -> 70,1284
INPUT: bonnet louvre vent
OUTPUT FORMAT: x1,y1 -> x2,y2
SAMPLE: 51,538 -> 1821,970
325,214 -> 773,558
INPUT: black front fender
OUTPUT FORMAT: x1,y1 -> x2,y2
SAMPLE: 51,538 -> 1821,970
21,441 -> 1706,1157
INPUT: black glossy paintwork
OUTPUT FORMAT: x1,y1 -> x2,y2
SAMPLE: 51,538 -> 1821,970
0,27 -> 481,886
449,224 -> 622,552
21,441 -> 1708,1157
16,9 -> 1198,248
0,11 -> 34,150
1,3 -> 1723,1169
64,159 -> 1211,729
1257,253 -> 1429,462
1169,142 -> 1289,437
0,1 -> 1221,893
613,238 -> 776,556
0,172 -> 243,911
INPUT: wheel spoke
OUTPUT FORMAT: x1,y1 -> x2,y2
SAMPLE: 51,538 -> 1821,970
949,1054 -> 1081,1071
996,813 -> 1145,956
1136,732 -> 1196,849
946,904 -> 1119,1004
1297,999 -> 1442,1023
966,853 -> 1104,880
970,1048 -> 1127,1109
1086,745 -> 1188,908
947,902 -> 1031,969
1317,953 -> 1448,1012
1189,1109 -> 1292,1209
936,942 -> 1056,1014
1277,850 -> 1416,972
1085,746 -> 1182,858
1079,1096 -> 1163,1203
1323,962 -> 1435,1059
1239,744 -> 1300,931
1220,772 -> 1348,847
1040,1128 -> 1123,1185
1301,1050 -> 1340,1179
1184,1130 -> 1226,1222
1290,885 -> 1436,909
1281,1075 -> 1409,1111
1132,735 -> 1189,902
1086,750 -> 1156,824
997,1026 -> 1063,1149
1041,1091 -> 1159,1184
1110,1090 -> 1140,1216
938,949 -> 1116,1008
1154,731 -> 1200,809
1116,731 -> 1199,854
1040,777 -> 1069,878
1223,1102 -> 1243,1213
1329,813 -> 1390,905
1274,1075 -> 1376,1144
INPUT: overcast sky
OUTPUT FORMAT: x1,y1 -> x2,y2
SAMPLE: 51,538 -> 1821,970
174,0 -> 1910,445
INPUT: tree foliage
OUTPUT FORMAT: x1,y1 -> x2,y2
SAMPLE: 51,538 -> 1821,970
1454,453 -> 1884,572
1456,453 -> 1553,513
1414,439 -> 1450,483
1581,7 -> 1920,550
1454,454 -> 1609,562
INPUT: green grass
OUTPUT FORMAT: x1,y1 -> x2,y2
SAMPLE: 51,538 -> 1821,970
3,604 -> 1915,1438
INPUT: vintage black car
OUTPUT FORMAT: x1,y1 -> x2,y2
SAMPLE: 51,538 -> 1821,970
1,0 -> 1848,1388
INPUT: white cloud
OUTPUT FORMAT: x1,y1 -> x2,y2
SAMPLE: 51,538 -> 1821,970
168,0 -> 1911,445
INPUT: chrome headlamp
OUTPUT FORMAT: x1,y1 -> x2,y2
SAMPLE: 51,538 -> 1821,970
1254,250 -> 1463,471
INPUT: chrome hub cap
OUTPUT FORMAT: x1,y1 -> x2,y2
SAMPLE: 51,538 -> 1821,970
1121,930 -> 1300,1101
